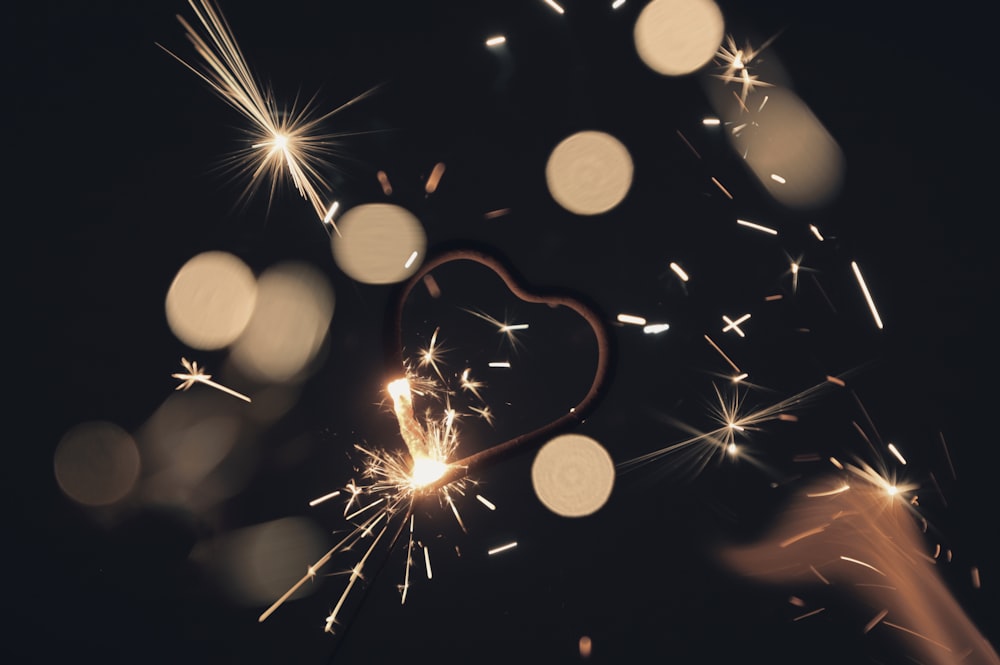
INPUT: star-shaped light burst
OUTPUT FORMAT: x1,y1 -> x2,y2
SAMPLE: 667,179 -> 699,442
172,357 -> 251,402
713,33 -> 778,106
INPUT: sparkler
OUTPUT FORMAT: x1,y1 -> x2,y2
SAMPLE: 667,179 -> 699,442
713,33 -> 778,105
159,0 -> 375,233
257,248 -> 612,632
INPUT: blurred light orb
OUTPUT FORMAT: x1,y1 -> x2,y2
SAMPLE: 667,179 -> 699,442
165,251 -> 257,350
546,131 -> 633,216
532,434 -> 615,517
229,261 -> 334,383
729,87 -> 844,208
207,518 -> 328,605
634,0 -> 724,76
332,203 -> 426,284
54,421 -> 140,507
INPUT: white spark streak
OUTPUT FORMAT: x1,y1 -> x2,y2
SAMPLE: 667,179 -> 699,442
488,361 -> 511,368
851,260 -> 884,329
770,173 -> 786,183
617,313 -> 647,326
809,224 -> 825,241
476,494 -> 497,511
423,545 -> 433,579
486,35 -> 506,46
309,490 -> 341,506
643,323 -> 670,334
543,0 -> 566,14
736,218 -> 778,235
840,555 -> 887,577
404,250 -> 419,269
887,443 -> 907,465
702,117 -> 720,126
488,541 -> 518,555
669,261 -> 690,281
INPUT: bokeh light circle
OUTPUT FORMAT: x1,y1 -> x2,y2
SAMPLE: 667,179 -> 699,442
532,434 -> 615,517
165,251 -> 257,350
54,421 -> 141,506
229,261 -> 334,383
331,203 -> 427,284
546,131 -> 634,216
634,0 -> 724,76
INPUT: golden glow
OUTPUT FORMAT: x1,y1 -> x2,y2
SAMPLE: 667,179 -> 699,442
546,131 -> 633,215
409,455 -> 448,488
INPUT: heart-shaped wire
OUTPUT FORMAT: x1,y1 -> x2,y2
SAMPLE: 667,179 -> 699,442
385,247 -> 614,492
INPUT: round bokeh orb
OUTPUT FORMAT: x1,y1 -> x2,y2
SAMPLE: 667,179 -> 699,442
54,421 -> 141,507
165,251 -> 257,350
546,131 -> 634,216
331,203 -> 427,284
532,434 -> 615,517
634,0 -> 724,76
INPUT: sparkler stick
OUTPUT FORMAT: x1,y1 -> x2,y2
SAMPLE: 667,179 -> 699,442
386,248 -> 613,491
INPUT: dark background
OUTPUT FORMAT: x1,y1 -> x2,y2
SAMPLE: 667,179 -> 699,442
27,1 -> 997,663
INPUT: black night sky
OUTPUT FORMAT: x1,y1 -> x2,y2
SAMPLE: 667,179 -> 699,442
28,1 -> 998,664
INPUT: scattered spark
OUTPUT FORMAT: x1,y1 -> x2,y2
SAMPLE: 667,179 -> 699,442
793,607 -> 827,621
643,323 -> 670,334
736,218 -> 778,235
676,130 -> 702,159
722,313 -> 751,337
488,541 -> 518,556
485,35 -> 507,47
971,567 -> 981,589
423,545 -> 433,579
579,635 -> 593,658
611,0 -> 626,9
702,117 -> 721,126
793,453 -> 821,462
404,250 -> 419,269
882,621 -> 954,653
840,556 -> 887,577
484,208 -> 511,219
470,405 -> 495,426
809,224 -> 825,241
425,162 -> 446,193
711,176 -> 733,199
377,169 -> 393,195
460,368 -> 485,402
172,357 -> 251,402
770,173 -> 786,183
543,0 -> 566,15
463,308 -> 529,350
851,260 -> 884,329
806,484 -> 850,498
669,262 -> 690,281
864,608 -> 889,634
323,200 -> 340,227
476,494 -> 497,511
704,334 -> 741,373
732,372 -> 748,383
789,596 -> 806,607
417,327 -> 448,384
713,33 -> 778,105
809,565 -> 831,585
617,313 -> 647,326
887,442 -> 907,465
826,375 -> 846,387
488,361 -> 511,368
939,432 -> 957,480
933,543 -> 941,559
309,490 -> 341,506
765,294 -> 783,301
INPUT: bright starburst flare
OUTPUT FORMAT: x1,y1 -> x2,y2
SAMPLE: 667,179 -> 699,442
462,307 -> 529,352
171,357 -> 251,402
713,33 -> 778,106
259,377 -> 480,632
158,0 -> 375,233
618,380 -> 830,478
